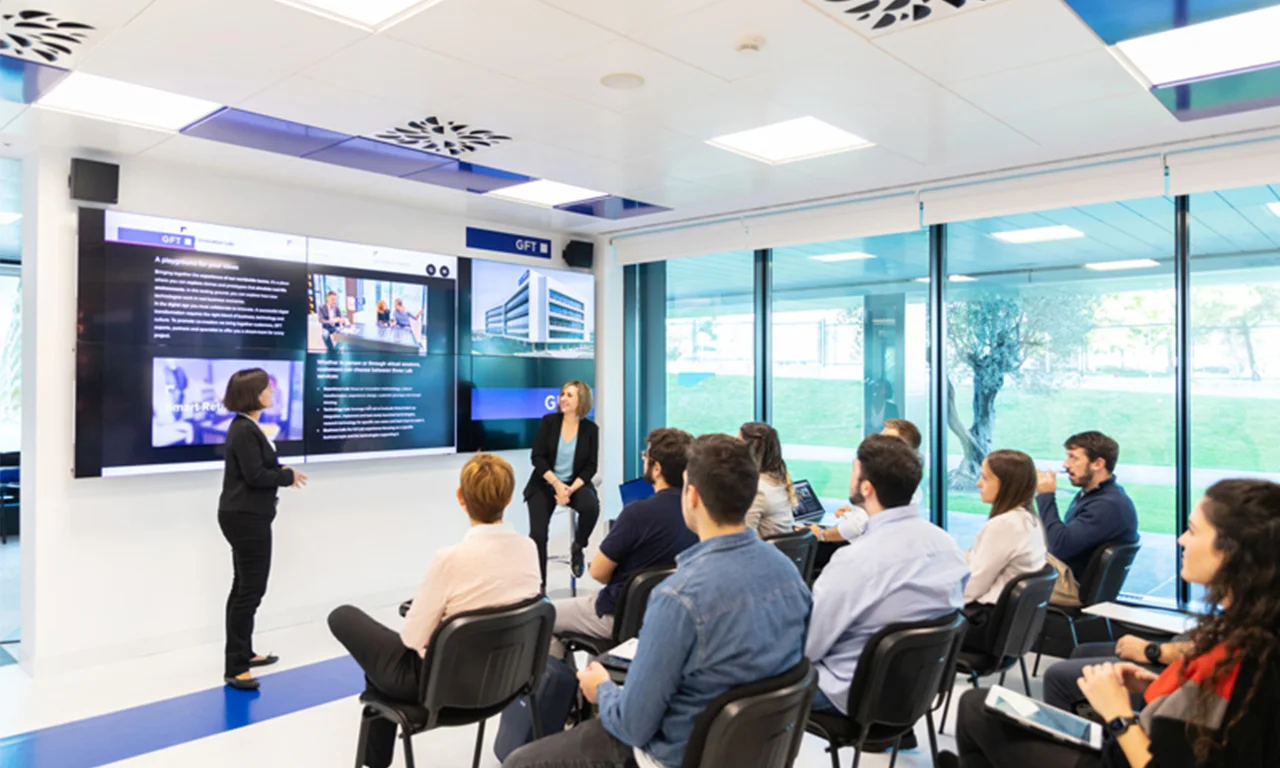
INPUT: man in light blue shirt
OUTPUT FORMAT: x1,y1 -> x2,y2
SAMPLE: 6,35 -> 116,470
807,434 -> 969,716
504,434 -> 811,768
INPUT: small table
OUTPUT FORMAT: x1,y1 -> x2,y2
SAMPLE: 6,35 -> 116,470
1083,602 -> 1194,637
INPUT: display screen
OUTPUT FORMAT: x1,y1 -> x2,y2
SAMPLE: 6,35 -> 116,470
75,209 -> 458,477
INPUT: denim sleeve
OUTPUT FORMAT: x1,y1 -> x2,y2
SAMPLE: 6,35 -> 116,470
596,590 -> 695,748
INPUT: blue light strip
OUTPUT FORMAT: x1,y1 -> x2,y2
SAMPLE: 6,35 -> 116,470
1064,0 -> 1276,46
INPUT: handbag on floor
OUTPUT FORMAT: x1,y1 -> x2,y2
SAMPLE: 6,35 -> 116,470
493,655 -> 578,761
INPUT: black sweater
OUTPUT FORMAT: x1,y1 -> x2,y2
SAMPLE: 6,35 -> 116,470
218,415 -> 295,515
523,413 -> 598,501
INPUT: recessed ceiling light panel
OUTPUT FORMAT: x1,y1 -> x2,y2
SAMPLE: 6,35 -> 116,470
1084,259 -> 1161,271
36,72 -> 222,132
275,0 -> 447,32
707,116 -> 873,165
810,252 -> 876,262
990,225 -> 1086,244
1113,5 -> 1280,88
486,180 -> 607,208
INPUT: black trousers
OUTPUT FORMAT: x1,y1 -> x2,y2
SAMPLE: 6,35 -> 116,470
955,688 -> 1104,768
329,605 -> 424,768
527,485 -> 599,587
219,510 -> 273,677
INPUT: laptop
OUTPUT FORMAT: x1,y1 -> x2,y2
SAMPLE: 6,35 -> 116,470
792,479 -> 826,523
619,477 -> 656,507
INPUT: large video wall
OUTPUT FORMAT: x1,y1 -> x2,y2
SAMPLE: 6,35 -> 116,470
74,209 -> 594,478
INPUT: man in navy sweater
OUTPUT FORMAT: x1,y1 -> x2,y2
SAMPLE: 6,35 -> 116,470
1036,431 -> 1139,605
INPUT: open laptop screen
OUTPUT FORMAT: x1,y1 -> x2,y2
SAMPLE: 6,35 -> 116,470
619,477 -> 656,507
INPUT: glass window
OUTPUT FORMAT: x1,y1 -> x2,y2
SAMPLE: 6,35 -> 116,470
945,199 -> 1178,606
770,232 -> 932,512
664,251 -> 756,436
0,269 -> 16,453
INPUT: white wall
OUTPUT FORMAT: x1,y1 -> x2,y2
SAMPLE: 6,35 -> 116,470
18,150 -> 611,675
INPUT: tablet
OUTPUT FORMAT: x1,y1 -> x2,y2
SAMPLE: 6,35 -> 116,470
984,685 -> 1104,751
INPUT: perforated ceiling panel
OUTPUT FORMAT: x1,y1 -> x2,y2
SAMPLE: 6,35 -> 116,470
810,0 -> 1007,36
374,116 -> 512,157
0,9 -> 93,63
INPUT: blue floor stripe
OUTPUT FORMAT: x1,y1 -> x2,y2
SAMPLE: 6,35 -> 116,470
0,656 -> 364,767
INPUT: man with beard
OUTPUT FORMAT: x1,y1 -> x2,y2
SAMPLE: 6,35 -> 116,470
1036,431 -> 1139,606
548,427 -> 698,656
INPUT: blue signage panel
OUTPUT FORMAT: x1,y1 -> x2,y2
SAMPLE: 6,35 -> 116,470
466,227 -> 551,259
116,228 -> 196,250
472,387 -> 594,421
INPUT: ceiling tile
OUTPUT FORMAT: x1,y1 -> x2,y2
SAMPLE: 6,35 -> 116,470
617,179 -> 723,209
626,135 -> 778,184
7,108 -> 171,154
76,0 -> 368,104
302,36 -> 486,108
387,0 -> 617,79
874,0 -> 1102,85
947,50 -> 1148,122
631,0 -> 857,82
0,0 -> 156,69
539,110 -> 694,164
785,146 -> 925,186
1005,92 -> 1182,153
236,75 -> 421,137
538,0 -> 719,36
471,140 -> 629,191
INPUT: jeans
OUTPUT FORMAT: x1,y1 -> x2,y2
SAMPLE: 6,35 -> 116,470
812,687 -> 841,715
1043,642 -> 1155,713
502,719 -> 638,768
328,605 -> 424,768
955,688 -> 1103,768
527,486 -> 599,588
219,510 -> 273,677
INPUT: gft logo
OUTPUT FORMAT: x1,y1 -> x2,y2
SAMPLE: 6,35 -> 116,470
544,394 -> 558,412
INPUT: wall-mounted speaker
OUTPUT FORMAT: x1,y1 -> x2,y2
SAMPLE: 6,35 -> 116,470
563,239 -> 594,269
69,158 -> 119,204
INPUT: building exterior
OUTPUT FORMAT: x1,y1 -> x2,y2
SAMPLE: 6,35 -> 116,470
485,269 -> 589,345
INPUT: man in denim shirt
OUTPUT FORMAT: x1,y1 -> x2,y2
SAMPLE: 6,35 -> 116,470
504,434 -> 812,768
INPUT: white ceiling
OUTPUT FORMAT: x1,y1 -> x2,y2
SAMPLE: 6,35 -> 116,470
3,0 -> 1280,237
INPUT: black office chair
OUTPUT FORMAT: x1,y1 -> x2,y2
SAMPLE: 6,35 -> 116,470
681,659 -> 817,768
764,529 -> 818,586
806,612 -> 967,768
558,564 -> 677,658
1033,540 -> 1141,675
939,565 -> 1058,732
355,596 -> 555,768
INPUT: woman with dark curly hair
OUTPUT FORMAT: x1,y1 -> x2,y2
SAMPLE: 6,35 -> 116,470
942,478 -> 1280,767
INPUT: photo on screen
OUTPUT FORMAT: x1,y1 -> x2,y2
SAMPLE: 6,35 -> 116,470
469,260 -> 594,359
152,357 -> 305,447
308,274 -> 429,356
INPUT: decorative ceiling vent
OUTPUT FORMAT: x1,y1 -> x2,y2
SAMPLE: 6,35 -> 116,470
0,9 -> 93,63
374,117 -> 512,157
817,0 -> 998,35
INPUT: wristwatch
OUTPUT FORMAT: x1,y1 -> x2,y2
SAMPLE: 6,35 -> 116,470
1144,642 -> 1162,665
1108,714 -> 1140,738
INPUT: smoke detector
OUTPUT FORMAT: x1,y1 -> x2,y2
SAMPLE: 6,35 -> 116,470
735,34 -> 765,53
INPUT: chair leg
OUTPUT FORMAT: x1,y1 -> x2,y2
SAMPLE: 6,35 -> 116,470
1020,657 -> 1032,696
1033,650 -> 1043,677
926,711 -> 940,766
999,669 -> 1007,686
940,680 -> 955,735
852,730 -> 869,768
400,725 -> 416,768
354,711 -> 373,768
1104,617 -> 1115,642
1066,616 -> 1080,649
888,735 -> 902,768
529,692 -> 543,740
471,720 -> 485,768
827,740 -> 842,768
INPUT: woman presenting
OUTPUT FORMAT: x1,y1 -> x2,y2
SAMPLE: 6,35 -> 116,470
218,368 -> 307,690
525,380 -> 599,590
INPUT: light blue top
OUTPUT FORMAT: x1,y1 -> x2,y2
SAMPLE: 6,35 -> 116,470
806,504 -> 969,713
553,431 -> 577,483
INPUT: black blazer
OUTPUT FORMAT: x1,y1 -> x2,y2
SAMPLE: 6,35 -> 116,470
219,415 -> 295,515
524,413 -> 598,501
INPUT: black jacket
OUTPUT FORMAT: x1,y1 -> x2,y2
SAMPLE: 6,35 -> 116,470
524,413 -> 598,500
218,415 -> 295,515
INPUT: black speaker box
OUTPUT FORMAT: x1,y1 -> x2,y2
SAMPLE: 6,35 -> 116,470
69,158 -> 120,204
563,239 -> 594,269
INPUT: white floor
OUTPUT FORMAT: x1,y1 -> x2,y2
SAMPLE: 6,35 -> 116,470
0,564 -> 1055,768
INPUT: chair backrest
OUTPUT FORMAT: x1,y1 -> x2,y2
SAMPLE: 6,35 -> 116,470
763,529 -> 818,585
1077,540 -> 1142,606
845,612 -> 968,730
613,565 -> 677,643
681,659 -> 816,768
419,596 -> 555,720
990,565 -> 1059,661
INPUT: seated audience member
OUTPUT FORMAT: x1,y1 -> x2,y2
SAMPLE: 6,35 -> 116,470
738,422 -> 797,538
1036,431 -> 1139,605
1043,634 -> 1192,714
375,299 -> 391,326
548,427 -> 697,656
328,454 -> 540,768
960,450 -> 1048,655
503,434 -> 812,768
945,479 -> 1280,768
807,434 -> 969,722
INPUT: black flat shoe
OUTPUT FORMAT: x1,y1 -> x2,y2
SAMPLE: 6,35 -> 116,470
248,654 -> 279,668
225,675 -> 260,691
570,543 -> 585,578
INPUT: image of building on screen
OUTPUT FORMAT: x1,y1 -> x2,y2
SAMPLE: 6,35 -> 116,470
472,261 -> 594,358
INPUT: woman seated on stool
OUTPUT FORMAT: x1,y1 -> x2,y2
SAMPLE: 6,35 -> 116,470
942,479 -> 1280,768
328,454 -> 541,768
739,422 -> 796,538
525,380 -> 599,589
960,449 -> 1048,655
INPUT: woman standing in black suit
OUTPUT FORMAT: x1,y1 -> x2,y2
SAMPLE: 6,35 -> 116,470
219,368 -> 307,690
526,380 -> 599,590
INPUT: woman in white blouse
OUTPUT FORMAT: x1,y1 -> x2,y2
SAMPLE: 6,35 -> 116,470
961,449 -> 1048,655
739,422 -> 797,538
